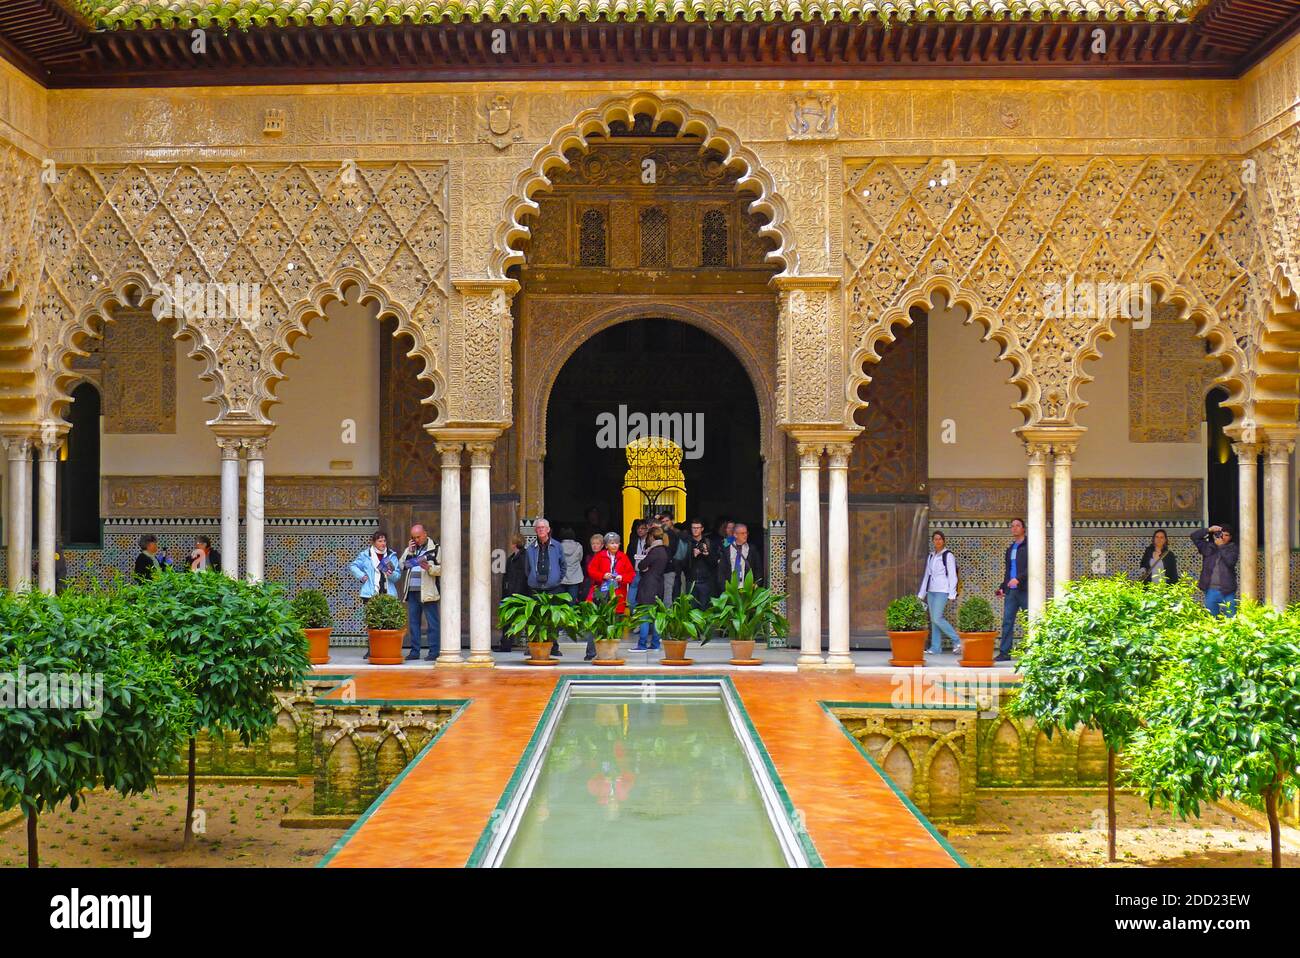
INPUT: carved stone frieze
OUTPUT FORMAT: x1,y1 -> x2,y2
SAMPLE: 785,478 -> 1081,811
928,477 -> 1203,522
102,475 -> 379,518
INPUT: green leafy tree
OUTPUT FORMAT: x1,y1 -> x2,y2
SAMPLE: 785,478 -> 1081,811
1011,576 -> 1205,861
0,588 -> 193,867
363,592 -> 406,631
706,572 -> 789,646
130,570 -> 309,847
578,590 -> 647,645
956,596 -> 997,633
1127,603 -> 1300,868
291,589 -> 333,629
886,595 -> 928,632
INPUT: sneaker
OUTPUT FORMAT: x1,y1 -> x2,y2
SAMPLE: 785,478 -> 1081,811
583,652 -> 596,662
424,653 -> 438,661
994,652 -> 1012,662
405,650 -> 420,661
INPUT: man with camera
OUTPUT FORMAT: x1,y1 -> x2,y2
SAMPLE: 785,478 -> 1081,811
398,523 -> 441,661
1191,524 -> 1239,616
682,518 -> 718,609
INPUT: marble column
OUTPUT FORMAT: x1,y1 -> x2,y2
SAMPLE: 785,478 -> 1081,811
825,442 -> 853,671
796,442 -> 824,669
1051,443 -> 1074,597
466,441 -> 495,666
1026,443 -> 1049,617
5,434 -> 31,591
437,442 -> 464,665
1234,442 -> 1259,604
1265,439 -> 1293,610
36,425 -> 62,594
219,438 -> 242,580
244,438 -> 266,583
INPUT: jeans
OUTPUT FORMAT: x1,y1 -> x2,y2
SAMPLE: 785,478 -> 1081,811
999,590 -> 1028,656
1204,588 -> 1238,617
627,573 -> 641,610
637,620 -> 661,650
925,592 -> 960,654
405,595 -> 440,658
663,571 -> 677,604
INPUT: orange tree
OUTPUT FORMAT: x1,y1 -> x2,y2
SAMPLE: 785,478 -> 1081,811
1128,602 -> 1300,868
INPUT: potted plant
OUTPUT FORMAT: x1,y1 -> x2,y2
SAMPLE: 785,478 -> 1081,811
577,592 -> 644,664
956,595 -> 998,668
364,593 -> 407,665
886,595 -> 929,666
706,572 -> 789,665
498,591 -> 579,664
643,590 -> 710,664
292,588 -> 334,665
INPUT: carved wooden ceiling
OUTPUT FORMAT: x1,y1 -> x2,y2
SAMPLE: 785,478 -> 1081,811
1,0 -> 1297,86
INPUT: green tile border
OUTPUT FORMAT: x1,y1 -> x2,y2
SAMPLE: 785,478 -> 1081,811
315,697 -> 470,868
820,701 -> 969,868
465,673 -> 825,868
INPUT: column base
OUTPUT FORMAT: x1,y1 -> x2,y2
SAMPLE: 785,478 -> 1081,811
465,652 -> 496,668
796,655 -> 827,671
435,651 -> 466,667
822,655 -> 856,672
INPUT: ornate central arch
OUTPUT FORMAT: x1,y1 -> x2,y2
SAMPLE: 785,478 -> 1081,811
488,92 -> 799,280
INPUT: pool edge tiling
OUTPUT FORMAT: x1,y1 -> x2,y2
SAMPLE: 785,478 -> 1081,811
318,668 -> 966,868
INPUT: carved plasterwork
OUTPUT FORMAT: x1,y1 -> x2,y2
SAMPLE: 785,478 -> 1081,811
101,306 -> 176,434
32,161 -> 448,427
1129,303 -> 1218,443
775,276 -> 839,425
446,279 -> 515,427
928,477 -> 1203,522
102,475 -> 378,518
844,154 -> 1264,430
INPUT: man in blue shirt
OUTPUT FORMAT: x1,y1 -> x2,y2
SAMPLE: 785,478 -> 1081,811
995,518 -> 1028,662
525,518 -> 567,657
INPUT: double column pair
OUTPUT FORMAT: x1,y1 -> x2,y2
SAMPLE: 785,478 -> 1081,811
4,423 -> 65,593
216,432 -> 269,582
794,437 -> 854,671
1020,432 -> 1080,616
432,436 -> 495,667
1233,433 -> 1294,609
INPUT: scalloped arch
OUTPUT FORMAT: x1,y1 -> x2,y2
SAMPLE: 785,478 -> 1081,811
846,275 -> 1036,426
48,271 -> 220,422
263,267 -> 447,429
1250,265 -> 1300,433
488,92 -> 798,279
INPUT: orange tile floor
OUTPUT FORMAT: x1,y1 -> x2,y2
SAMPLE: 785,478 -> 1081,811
318,667 -> 1007,868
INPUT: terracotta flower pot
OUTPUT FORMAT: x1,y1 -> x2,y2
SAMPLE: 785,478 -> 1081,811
661,639 -> 688,661
594,639 -> 621,661
527,641 -> 552,662
958,631 -> 997,668
729,639 -> 758,663
368,628 -> 405,665
304,627 -> 332,665
888,630 -> 927,667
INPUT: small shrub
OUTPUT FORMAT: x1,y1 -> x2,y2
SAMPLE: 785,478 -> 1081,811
957,595 -> 997,633
364,593 -> 407,631
886,595 -> 928,632
291,589 -> 333,630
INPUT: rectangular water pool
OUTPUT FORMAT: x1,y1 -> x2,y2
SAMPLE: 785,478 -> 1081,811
474,679 -> 811,867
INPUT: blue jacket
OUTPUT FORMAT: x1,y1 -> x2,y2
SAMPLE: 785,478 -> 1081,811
349,547 -> 399,599
525,538 -> 565,592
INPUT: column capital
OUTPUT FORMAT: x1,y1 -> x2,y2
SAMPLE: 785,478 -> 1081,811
38,421 -> 69,453
825,443 -> 853,469
796,442 -> 824,465
466,440 -> 494,467
1231,441 -> 1260,460
1050,442 -> 1076,464
1265,438 -> 1295,462
2,432 -> 32,459
1024,442 -> 1051,466
436,441 -> 464,465
243,436 -> 268,459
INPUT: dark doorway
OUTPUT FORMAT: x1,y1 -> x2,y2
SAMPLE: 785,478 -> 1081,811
1205,386 -> 1262,532
543,318 -> 762,539
61,381 -> 101,546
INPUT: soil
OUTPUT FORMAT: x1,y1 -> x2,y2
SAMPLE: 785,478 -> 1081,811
949,791 -> 1300,868
0,780 -> 345,868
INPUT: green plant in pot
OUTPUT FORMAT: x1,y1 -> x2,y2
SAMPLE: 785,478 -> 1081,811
707,572 -> 788,665
577,591 -> 645,663
292,588 -> 334,666
886,595 -> 929,667
956,595 -> 998,668
364,592 -> 408,665
643,590 -> 711,664
498,591 -> 579,663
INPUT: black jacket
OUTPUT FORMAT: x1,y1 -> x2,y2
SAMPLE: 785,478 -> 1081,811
1001,540 -> 1028,594
133,551 -> 160,582
1137,546 -> 1179,585
1191,528 -> 1238,594
502,548 -> 529,598
716,540 -> 765,590
636,543 -> 670,606
682,535 -> 719,591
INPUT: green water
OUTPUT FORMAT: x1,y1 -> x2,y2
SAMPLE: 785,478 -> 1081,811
501,687 -> 790,868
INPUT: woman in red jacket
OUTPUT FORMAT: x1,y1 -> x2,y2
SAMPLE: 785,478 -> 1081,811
586,531 -> 636,613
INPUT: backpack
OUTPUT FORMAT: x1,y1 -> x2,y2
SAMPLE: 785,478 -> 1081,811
672,532 -> 689,566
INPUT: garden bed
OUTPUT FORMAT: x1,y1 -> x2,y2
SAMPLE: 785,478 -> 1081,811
948,791 -> 1300,868
0,781 -> 345,868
